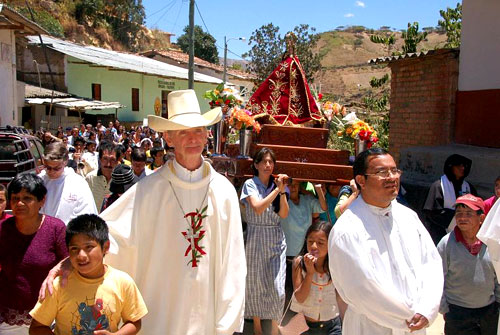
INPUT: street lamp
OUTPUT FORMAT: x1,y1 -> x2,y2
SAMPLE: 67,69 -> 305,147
223,36 -> 245,84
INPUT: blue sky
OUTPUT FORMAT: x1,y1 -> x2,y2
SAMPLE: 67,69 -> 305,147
142,0 -> 461,61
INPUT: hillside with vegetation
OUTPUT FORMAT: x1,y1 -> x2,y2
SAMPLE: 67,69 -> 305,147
4,0 -> 169,51
314,27 -> 447,103
7,0 -> 448,105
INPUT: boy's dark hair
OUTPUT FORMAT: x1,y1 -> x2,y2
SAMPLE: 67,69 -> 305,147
98,141 -> 116,160
495,176 -> 500,184
252,147 -> 276,176
150,146 -> 164,157
66,214 -> 109,248
115,144 -> 126,160
131,148 -> 147,162
152,138 -> 162,147
73,136 -> 85,146
0,183 -> 6,194
8,173 -> 47,201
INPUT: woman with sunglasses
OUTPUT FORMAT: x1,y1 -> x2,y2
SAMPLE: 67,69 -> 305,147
38,142 -> 97,224
0,173 -> 68,334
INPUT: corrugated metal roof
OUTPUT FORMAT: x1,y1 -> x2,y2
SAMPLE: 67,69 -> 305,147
368,48 -> 459,64
24,83 -> 71,98
26,35 -> 224,84
140,49 -> 256,80
26,97 -> 123,110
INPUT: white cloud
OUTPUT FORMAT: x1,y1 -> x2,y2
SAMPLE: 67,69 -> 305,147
344,13 -> 355,18
355,1 -> 365,7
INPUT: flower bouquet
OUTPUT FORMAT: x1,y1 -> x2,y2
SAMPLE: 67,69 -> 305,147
321,101 -> 348,122
228,106 -> 261,133
335,112 -> 379,148
204,83 -> 243,109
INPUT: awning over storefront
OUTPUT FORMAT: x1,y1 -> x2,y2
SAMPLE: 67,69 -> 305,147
26,97 -> 123,110
24,83 -> 124,112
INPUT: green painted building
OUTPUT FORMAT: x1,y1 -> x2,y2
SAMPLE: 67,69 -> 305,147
23,35 -> 222,124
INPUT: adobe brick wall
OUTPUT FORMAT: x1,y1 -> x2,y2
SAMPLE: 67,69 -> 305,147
388,49 -> 459,163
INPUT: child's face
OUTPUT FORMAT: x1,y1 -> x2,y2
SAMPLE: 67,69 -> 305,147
0,190 -> 6,214
68,234 -> 109,279
495,180 -> 500,198
306,230 -> 328,259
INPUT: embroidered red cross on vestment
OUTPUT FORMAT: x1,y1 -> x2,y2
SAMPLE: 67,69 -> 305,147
181,211 -> 206,267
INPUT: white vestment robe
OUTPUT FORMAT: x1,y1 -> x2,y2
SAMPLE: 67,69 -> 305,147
39,167 -> 98,224
100,159 -> 246,335
477,199 -> 500,335
329,196 -> 443,335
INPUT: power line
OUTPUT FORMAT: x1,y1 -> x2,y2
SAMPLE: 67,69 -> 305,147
151,0 -> 178,28
148,0 -> 177,18
194,1 -> 211,35
171,0 -> 185,33
195,1 -> 247,60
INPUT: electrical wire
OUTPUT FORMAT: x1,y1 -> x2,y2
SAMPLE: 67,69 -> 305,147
194,1 -> 246,60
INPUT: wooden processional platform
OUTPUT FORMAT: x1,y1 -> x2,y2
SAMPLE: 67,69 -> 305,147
211,125 -> 353,185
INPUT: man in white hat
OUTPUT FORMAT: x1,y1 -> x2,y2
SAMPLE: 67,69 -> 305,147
40,90 -> 246,335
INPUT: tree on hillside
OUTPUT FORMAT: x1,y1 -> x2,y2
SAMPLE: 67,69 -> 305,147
242,23 -> 283,85
370,22 -> 427,55
438,2 -> 462,48
369,33 -> 396,55
401,22 -> 427,54
243,23 -> 322,85
74,0 -> 146,51
177,25 -> 219,64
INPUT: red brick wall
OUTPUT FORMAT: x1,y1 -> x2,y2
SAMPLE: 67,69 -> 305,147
388,49 -> 459,163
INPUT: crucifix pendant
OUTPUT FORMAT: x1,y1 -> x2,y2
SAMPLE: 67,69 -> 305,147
181,211 -> 207,267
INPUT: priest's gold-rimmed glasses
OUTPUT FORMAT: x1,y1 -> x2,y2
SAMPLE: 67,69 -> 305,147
364,168 -> 403,179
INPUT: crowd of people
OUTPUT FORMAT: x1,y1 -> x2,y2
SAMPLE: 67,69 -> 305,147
1,89 -> 500,335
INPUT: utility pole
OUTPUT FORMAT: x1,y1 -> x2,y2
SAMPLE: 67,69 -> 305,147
188,0 -> 195,89
223,37 -> 245,85
223,36 -> 227,84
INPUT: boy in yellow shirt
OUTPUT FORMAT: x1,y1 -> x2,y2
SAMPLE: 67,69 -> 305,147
30,214 -> 147,335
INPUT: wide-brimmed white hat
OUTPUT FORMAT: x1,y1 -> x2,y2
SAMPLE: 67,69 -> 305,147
148,89 -> 222,131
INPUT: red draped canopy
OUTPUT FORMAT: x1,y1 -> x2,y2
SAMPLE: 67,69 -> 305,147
247,55 -> 323,125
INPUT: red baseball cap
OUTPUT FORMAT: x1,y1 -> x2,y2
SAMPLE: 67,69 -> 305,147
455,194 -> 485,212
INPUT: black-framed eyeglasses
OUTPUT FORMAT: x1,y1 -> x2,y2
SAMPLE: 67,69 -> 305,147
364,168 -> 403,179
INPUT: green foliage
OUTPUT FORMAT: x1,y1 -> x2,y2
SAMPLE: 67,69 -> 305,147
401,22 -> 427,54
438,2 -> 462,48
369,33 -> 395,55
17,7 -> 64,37
243,23 -> 322,85
370,22 -> 427,56
242,23 -> 283,85
231,63 -> 243,71
177,25 -> 219,64
369,74 -> 389,88
292,24 -> 322,83
73,0 -> 146,51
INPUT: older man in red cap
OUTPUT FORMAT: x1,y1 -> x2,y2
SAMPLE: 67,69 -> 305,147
437,194 -> 500,335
